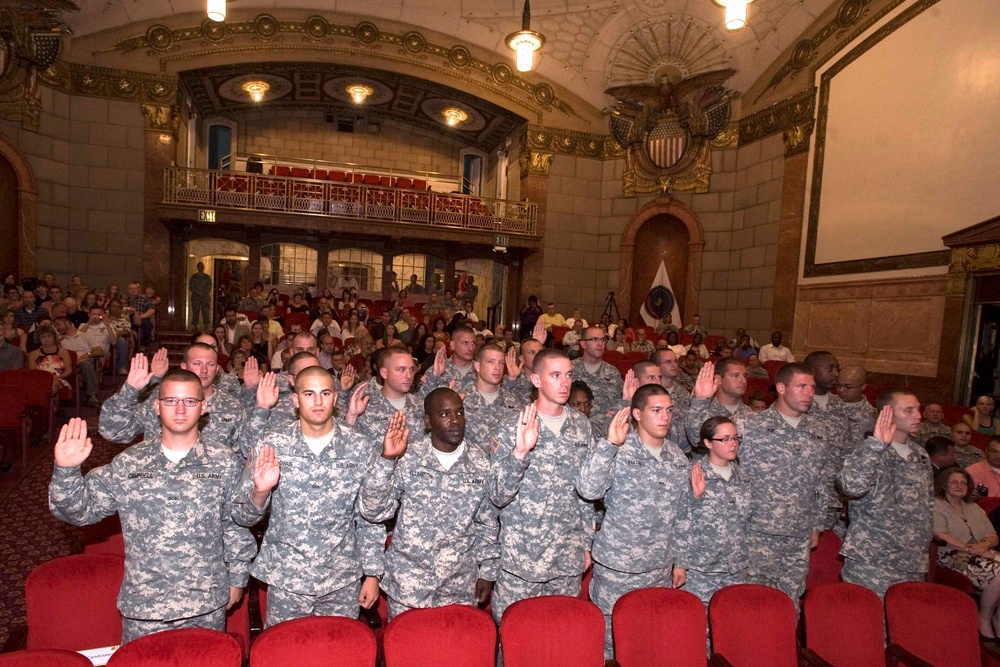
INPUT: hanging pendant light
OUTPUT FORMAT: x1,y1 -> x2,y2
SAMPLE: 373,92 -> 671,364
506,0 -> 545,72
207,0 -> 226,22
712,0 -> 755,31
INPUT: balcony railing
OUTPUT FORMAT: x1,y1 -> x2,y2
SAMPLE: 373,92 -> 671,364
162,167 -> 538,236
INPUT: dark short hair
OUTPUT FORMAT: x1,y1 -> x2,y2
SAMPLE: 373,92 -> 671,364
934,466 -> 973,500
631,383 -> 669,411
803,350 -> 835,369
699,415 -> 735,444
424,387 -> 461,414
288,351 -> 319,372
876,389 -> 917,412
158,368 -> 203,398
774,362 -> 813,386
924,436 -> 955,458
714,357 -> 745,376
475,343 -> 504,361
452,324 -> 475,338
632,360 -> 658,376
570,380 -> 593,401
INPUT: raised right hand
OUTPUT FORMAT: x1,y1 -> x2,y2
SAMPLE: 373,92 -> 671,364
252,445 -> 280,494
149,347 -> 169,377
340,363 -> 357,392
873,405 -> 897,445
513,403 -> 539,460
382,410 -> 409,460
432,345 -> 447,377
691,462 -> 707,499
243,357 -> 261,388
607,407 -> 630,446
505,346 -> 522,379
126,353 -> 155,390
692,361 -> 719,401
54,417 -> 93,468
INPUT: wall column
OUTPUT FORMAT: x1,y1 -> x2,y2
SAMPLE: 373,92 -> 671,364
518,149 -> 553,306
315,244 -> 329,295
141,105 -> 177,327
246,232 -> 261,286
771,122 -> 812,340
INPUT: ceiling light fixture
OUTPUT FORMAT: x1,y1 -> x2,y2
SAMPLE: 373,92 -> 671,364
206,0 -> 226,22
346,84 -> 374,104
712,0 -> 755,30
242,80 -> 270,103
442,108 -> 468,127
506,0 -> 545,72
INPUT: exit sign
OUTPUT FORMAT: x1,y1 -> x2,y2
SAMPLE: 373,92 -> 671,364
198,209 -> 216,223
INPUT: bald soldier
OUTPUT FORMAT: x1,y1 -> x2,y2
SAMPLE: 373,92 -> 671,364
836,365 -> 877,446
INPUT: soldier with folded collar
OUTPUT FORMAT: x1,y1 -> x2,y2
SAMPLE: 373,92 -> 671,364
337,347 -> 425,444
502,338 -> 544,409
572,327 -> 625,432
463,344 -> 522,454
50,370 -> 256,643
359,388 -> 498,619
99,344 -> 273,460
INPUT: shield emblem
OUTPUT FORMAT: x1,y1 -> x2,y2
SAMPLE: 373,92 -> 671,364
645,115 -> 687,169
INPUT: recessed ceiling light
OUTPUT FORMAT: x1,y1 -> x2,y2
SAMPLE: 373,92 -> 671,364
346,85 -> 374,104
442,108 -> 468,127
242,80 -> 270,103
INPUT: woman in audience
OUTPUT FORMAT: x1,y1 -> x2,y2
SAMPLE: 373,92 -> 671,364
340,308 -> 365,342
376,324 -> 402,350
288,291 -> 310,314
745,354 -> 770,379
227,349 -> 247,377
80,291 -> 98,313
666,330 -> 687,357
27,324 -> 74,395
431,317 -> 449,345
106,284 -> 120,305
248,320 -> 273,366
964,395 -> 998,435
933,466 -> 1000,639
1,307 -> 27,354
212,324 -> 230,355
413,333 -> 436,368
686,333 -> 711,361
266,288 -> 281,306
338,289 -> 356,312
607,327 -> 628,353
407,323 -> 428,353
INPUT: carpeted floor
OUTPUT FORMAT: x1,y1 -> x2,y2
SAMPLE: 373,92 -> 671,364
0,412 -> 122,648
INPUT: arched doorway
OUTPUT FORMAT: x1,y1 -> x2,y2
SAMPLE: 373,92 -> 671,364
185,238 -> 251,326
0,153 -> 18,275
619,198 -> 704,326
0,129 -> 38,279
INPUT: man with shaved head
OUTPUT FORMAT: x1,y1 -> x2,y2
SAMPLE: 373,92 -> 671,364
654,348 -> 692,450
503,337 -> 544,408
683,357 -> 752,451
837,364 -> 876,445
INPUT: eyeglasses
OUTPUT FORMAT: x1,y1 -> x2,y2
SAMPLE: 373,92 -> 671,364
710,435 -> 742,444
158,397 -> 201,407
582,337 -> 609,343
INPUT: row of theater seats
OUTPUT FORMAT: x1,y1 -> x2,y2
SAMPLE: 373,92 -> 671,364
266,166 -> 430,190
10,565 -> 999,667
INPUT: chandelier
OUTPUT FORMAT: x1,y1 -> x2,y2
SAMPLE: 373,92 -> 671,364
346,85 -> 374,104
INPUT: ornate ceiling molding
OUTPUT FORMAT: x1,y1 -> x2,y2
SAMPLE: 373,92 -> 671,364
94,15 -> 576,123
606,18 -> 732,89
738,88 -> 815,145
525,124 -> 624,161
39,61 -> 178,105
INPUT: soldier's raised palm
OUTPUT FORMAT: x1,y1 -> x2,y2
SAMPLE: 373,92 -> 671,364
256,371 -> 280,409
432,345 -> 447,377
505,346 -> 521,379
514,403 -> 539,459
253,445 -> 280,493
607,407 -> 630,446
125,353 -> 155,390
54,417 -> 93,468
149,347 -> 169,378
873,405 -> 897,445
382,410 -> 409,459
692,361 -> 720,401
691,462 -> 707,499
243,357 -> 261,389
340,363 -> 357,392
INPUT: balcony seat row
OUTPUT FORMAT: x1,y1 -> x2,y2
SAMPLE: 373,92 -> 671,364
266,165 -> 429,190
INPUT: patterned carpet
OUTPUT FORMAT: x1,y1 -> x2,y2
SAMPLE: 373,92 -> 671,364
0,413 -> 122,648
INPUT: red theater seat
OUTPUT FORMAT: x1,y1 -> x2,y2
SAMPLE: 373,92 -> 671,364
803,582 -> 885,667
274,166 -> 291,176
613,587 -> 706,667
395,177 -> 412,188
0,650 -> 93,666
289,167 -> 310,178
383,605 -> 496,667
106,628 -> 242,666
250,616 -> 376,667
500,596 -> 604,667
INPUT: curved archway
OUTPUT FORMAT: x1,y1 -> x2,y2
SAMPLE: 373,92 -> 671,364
619,198 -> 704,324
0,129 -> 38,279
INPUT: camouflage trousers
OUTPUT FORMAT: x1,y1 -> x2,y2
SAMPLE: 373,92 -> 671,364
264,579 -> 362,628
491,568 -> 581,624
590,561 -> 672,659
387,595 -> 478,621
746,531 -> 811,610
122,604 -> 226,644
842,557 -> 924,599
683,568 -> 746,607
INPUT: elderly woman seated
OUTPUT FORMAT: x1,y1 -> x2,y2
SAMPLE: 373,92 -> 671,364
933,466 -> 1000,640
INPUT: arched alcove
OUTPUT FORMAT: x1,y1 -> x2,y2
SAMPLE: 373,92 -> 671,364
619,198 -> 704,324
0,129 -> 38,279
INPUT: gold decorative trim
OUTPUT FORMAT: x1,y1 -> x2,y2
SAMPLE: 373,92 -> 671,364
945,246 -> 1000,295
805,0 -> 946,277
623,142 -> 712,196
96,15 -> 576,118
782,121 -> 813,156
738,89 -> 815,145
39,61 -> 177,105
520,150 -> 554,176
141,103 -> 179,133
710,123 -> 739,150
525,125 -> 624,160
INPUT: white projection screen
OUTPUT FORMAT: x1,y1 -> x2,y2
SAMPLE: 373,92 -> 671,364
808,0 -> 1000,273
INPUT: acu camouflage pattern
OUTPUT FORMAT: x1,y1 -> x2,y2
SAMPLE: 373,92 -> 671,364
913,421 -> 952,446
98,381 -> 269,460
840,398 -> 877,445
571,358 -> 625,431
463,385 -> 522,454
488,408 -> 596,582
49,436 -> 255,620
838,436 -> 934,582
665,383 -> 692,451
808,396 -> 855,528
359,435 -> 499,611
683,396 -> 753,449
232,422 -> 386,595
955,443 -> 986,469
435,358 -> 478,395
673,460 -> 751,577
502,373 -> 535,409
353,387 -> 427,445
576,432 -> 690,574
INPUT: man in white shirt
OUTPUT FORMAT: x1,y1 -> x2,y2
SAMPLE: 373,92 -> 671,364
561,319 -> 585,359
79,304 -> 114,356
54,315 -> 104,406
565,309 -> 589,331
758,331 -> 795,363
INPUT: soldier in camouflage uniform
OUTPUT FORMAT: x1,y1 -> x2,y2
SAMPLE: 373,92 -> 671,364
424,325 -> 478,395
576,384 -> 690,659
50,371 -> 256,643
683,358 -> 752,449
463,344 -> 522,454
503,339 -> 543,408
804,351 -> 855,531
838,391 -> 934,598
99,344 -> 272,460
836,365 -> 877,445
188,331 -> 242,397
238,331 -> 320,417
360,389 -> 498,618
655,348 -> 693,451
572,327 -> 625,432
233,367 -> 385,626
951,422 -> 986,468
488,348 -> 596,623
346,347 -> 426,444
673,416 -> 751,606
914,403 -> 953,445
688,362 -> 833,608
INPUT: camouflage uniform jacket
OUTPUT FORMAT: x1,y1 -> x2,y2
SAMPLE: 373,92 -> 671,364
683,396 -> 753,448
488,408 -> 596,582
464,385 -> 522,454
913,421 -> 952,445
673,461 -> 751,573
49,436 -> 255,620
571,358 -> 625,428
576,432 -> 690,574
838,436 -> 933,572
665,383 -> 692,451
690,400 -> 833,538
217,371 -> 242,398
98,382 -> 269,460
841,398 -> 877,445
955,443 -> 986,469
808,398 -> 854,512
502,373 -> 535,409
359,436 -> 499,606
232,423 -> 386,595
353,387 -> 426,445
437,358 -> 477,395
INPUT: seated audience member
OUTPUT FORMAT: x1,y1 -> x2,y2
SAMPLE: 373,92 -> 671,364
748,391 -> 768,412
143,285 -> 162,307
665,330 -> 686,357
952,422 -> 985,468
2,284 -> 22,313
498,326 -> 519,352
317,333 -> 338,371
0,333 -> 24,370
259,305 -> 284,340
925,436 -> 957,477
227,349 -> 248,377
430,317 -> 449,344
340,308 -> 366,341
54,315 -> 103,407
221,307 -> 250,349
248,321 -> 274,367
745,354 -> 769,378
565,308 -> 589,330
733,335 -> 758,362
685,333 -> 710,361
915,403 -> 953,444
311,310 -> 342,337
42,285 -> 63,312
964,395 -> 998,435
677,351 -> 701,390
265,288 -> 281,307
238,287 -> 267,313
106,299 -> 135,375
933,466 -> 1000,641
213,324 -> 230,356
632,327 -> 655,356
538,302 -> 566,330
27,324 -> 74,395
758,331 -> 795,363
967,437 -> 1000,497
15,288 -> 44,331
126,282 -> 156,349
458,300 -> 480,323
682,314 -> 707,337
1,307 -> 27,354
561,319 -> 585,359
50,395 -> 255,643
422,293 -> 445,317
62,297 -> 89,328
288,291 -> 310,314
655,314 -> 678,336
607,327 -> 628,353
